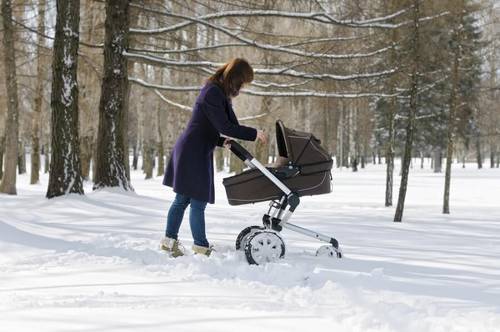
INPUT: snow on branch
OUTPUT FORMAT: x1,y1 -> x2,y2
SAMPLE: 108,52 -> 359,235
130,76 -> 400,99
129,42 -> 250,55
129,4 -> 411,32
153,89 -> 191,111
124,51 -> 398,81
251,80 -> 313,89
130,77 -> 199,91
130,11 -> 396,60
153,89 -> 268,121
12,18 -> 103,49
128,35 -> 372,56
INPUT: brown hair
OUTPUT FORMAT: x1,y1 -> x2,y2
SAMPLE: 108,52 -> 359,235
207,58 -> 254,97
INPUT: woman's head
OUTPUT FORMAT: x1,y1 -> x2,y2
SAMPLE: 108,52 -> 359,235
208,58 -> 253,98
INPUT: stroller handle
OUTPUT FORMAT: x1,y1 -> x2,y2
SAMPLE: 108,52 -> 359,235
227,140 -> 253,161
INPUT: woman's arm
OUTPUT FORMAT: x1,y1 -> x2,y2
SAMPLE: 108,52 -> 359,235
202,86 -> 257,141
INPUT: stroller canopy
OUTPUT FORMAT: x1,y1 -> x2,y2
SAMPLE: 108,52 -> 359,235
275,120 -> 330,166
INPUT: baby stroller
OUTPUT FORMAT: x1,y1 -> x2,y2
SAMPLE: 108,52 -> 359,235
223,120 -> 342,265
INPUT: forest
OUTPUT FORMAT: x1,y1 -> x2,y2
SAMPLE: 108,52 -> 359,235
2,2 -> 500,330
0,0 -> 499,222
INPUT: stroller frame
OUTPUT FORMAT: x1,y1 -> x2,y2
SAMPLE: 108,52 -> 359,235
228,140 -> 342,260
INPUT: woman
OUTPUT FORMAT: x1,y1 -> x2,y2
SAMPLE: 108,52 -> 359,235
161,58 -> 267,257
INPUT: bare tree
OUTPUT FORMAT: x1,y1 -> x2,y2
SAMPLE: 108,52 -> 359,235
443,4 -> 463,215
31,0 -> 46,185
46,0 -> 84,198
94,0 -> 132,190
0,0 -> 20,195
394,0 -> 421,222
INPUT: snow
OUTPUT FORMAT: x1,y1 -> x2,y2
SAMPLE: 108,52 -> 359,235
1,160 -> 500,331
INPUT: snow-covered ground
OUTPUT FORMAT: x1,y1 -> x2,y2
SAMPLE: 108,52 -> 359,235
1,160 -> 499,332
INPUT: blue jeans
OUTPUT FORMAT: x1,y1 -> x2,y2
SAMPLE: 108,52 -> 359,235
165,193 -> 209,247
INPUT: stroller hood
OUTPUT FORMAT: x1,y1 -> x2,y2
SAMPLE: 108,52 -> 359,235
276,120 -> 330,165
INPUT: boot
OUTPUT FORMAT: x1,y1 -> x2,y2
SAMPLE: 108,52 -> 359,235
160,237 -> 184,257
192,244 -> 214,257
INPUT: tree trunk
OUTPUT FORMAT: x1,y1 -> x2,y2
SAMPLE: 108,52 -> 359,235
44,144 -> 50,173
434,148 -> 442,173
157,142 -> 164,177
132,144 -> 139,170
352,157 -> 358,172
143,146 -> 154,179
46,0 -> 84,198
78,2 -> 98,184
157,109 -> 165,177
385,97 -> 396,207
255,98 -> 271,164
0,136 -> 4,179
0,0 -> 20,195
490,147 -> 496,168
80,136 -> 93,180
394,0 -> 420,222
443,22 -> 461,214
229,152 -> 244,174
94,0 -> 132,190
215,148 -> 224,172
30,0 -> 46,185
352,108 -> 360,173
476,135 -> 482,169
18,143 -> 26,174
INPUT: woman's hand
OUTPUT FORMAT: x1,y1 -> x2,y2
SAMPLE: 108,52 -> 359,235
256,129 -> 268,145
223,138 -> 232,149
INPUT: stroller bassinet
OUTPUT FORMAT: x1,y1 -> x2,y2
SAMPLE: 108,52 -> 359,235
223,120 -> 333,205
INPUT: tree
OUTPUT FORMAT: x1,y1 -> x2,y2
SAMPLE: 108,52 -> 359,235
443,1 -> 482,214
394,0 -> 421,222
46,0 -> 84,198
31,0 -> 46,185
94,0 -> 132,190
0,0 -> 20,195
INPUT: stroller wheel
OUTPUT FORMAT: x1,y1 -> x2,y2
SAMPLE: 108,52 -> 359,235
244,231 -> 285,265
316,245 -> 342,258
235,225 -> 265,250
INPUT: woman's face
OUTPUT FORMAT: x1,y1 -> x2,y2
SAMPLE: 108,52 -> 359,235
231,82 -> 246,98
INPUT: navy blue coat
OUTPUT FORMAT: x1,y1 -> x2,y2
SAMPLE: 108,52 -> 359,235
163,82 -> 257,204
